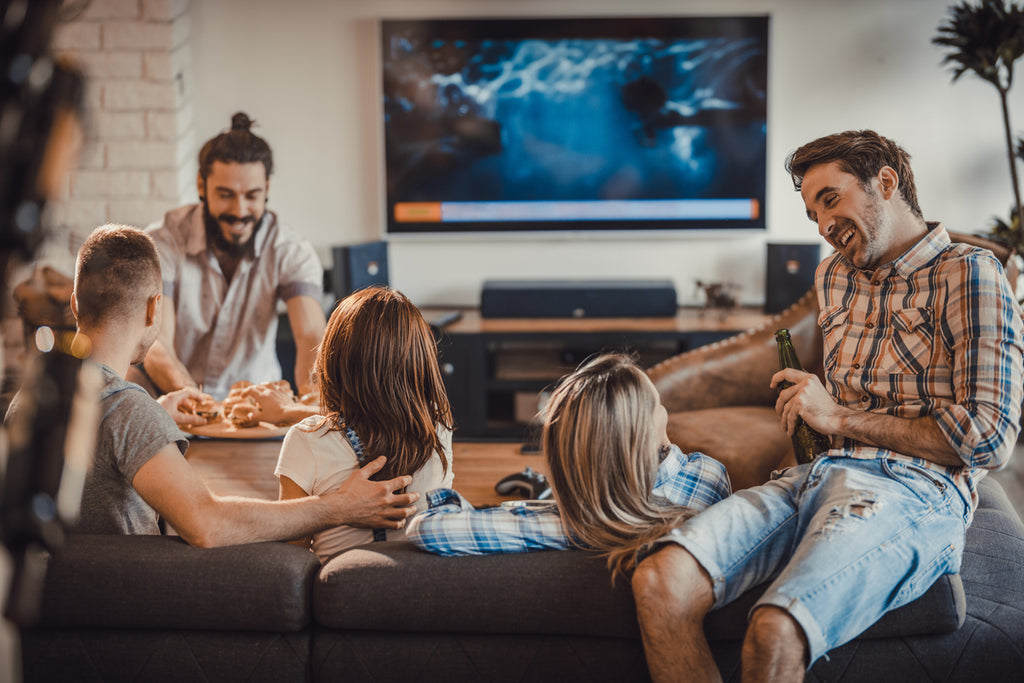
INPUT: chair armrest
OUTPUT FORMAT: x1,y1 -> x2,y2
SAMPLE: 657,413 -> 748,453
647,229 -> 1015,416
948,229 -> 1018,297
648,290 -> 823,413
12,265 -> 75,329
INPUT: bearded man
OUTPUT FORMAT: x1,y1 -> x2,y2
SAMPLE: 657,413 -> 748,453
140,112 -> 326,400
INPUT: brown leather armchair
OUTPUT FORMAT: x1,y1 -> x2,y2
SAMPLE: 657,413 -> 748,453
648,231 -> 1018,491
11,264 -> 75,332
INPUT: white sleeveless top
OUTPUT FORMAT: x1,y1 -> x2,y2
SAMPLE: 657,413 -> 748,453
275,416 -> 453,562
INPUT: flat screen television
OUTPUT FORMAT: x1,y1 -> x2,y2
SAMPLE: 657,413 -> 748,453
380,16 -> 768,235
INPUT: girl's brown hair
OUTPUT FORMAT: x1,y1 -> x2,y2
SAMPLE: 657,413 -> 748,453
542,353 -> 693,582
316,287 -> 452,483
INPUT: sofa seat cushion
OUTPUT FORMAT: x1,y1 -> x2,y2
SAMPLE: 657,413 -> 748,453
803,476 -> 1024,681
32,534 -> 321,631
668,406 -> 794,490
315,541 -> 963,642
21,629 -> 312,683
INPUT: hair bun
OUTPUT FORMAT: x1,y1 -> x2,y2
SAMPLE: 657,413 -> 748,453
230,112 -> 253,132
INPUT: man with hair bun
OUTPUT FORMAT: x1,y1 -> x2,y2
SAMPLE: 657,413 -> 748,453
139,112 -> 326,402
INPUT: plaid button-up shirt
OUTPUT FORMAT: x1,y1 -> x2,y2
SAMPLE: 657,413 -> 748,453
817,223 -> 1024,513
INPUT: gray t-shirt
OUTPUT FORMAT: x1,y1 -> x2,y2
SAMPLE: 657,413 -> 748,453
77,363 -> 189,534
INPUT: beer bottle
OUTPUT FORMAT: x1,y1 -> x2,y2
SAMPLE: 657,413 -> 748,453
774,328 -> 831,465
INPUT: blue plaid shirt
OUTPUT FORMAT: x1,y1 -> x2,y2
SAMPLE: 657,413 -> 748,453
406,445 -> 731,556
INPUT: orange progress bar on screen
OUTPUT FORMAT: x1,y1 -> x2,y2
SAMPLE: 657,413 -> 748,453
394,202 -> 442,222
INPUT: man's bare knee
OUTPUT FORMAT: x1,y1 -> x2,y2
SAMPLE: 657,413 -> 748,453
632,544 -> 715,617
633,545 -> 722,683
744,605 -> 808,671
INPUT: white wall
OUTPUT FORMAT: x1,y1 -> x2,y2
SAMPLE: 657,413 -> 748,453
189,0 -> 1024,306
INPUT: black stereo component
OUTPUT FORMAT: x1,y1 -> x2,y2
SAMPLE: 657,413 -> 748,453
329,241 -> 389,301
764,243 -> 819,314
481,279 -> 677,318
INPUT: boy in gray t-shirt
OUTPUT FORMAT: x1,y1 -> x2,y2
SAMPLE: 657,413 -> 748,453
4,362 -> 188,535
11,224 -> 419,547
80,364 -> 188,534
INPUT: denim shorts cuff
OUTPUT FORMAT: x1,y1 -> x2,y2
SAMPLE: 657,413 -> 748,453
640,528 -> 729,605
754,592 -> 829,666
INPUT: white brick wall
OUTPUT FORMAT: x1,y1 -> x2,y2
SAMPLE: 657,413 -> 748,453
43,0 -> 195,252
46,200 -> 109,234
106,140 -> 179,169
3,0 -> 196,390
144,0 -> 190,22
108,198 -> 177,228
51,23 -> 102,52
89,111 -> 146,140
72,51 -> 143,80
104,80 -> 179,110
72,170 -> 152,197
103,21 -> 177,51
78,0 -> 143,21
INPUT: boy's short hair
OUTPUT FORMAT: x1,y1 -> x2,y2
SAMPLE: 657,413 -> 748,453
74,224 -> 161,326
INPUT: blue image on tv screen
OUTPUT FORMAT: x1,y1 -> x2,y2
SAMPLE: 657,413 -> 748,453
381,17 -> 768,234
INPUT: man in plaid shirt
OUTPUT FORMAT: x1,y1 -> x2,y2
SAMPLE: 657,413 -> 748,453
632,130 -> 1024,682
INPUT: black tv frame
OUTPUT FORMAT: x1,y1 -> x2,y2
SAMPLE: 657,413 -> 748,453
380,15 -> 769,236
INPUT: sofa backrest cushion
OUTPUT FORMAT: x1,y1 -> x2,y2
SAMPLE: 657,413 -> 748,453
315,542 -> 641,639
31,534 -> 321,632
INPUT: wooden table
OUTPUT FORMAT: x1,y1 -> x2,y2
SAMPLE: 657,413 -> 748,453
185,436 -> 547,508
185,437 -> 282,500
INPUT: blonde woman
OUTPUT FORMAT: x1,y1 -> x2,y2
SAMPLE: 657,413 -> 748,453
407,353 -> 730,579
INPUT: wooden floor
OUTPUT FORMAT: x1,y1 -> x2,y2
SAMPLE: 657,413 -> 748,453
186,437 -> 545,508
187,436 -> 1024,521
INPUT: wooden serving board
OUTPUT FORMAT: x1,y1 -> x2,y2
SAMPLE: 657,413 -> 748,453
185,419 -> 290,440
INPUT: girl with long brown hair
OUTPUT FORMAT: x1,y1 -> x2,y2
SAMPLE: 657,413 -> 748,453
275,286 -> 454,561
408,353 -> 730,580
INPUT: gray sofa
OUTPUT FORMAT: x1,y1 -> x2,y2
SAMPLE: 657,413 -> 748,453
19,229 -> 1024,681
18,472 -> 1024,682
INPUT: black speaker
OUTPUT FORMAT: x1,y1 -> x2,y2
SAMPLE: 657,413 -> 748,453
330,241 -> 389,300
765,243 -> 819,314
481,279 -> 677,318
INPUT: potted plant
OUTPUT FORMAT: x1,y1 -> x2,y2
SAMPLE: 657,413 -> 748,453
933,0 -> 1024,256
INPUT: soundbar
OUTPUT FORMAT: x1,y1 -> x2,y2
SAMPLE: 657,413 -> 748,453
481,279 -> 677,318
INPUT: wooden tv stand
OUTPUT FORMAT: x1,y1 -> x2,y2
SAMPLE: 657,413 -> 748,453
422,307 -> 772,441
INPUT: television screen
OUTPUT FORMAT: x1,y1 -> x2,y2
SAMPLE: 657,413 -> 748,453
381,16 -> 768,235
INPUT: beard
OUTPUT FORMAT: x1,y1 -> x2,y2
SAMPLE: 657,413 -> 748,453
834,186 -> 888,271
201,198 -> 261,259
851,192 -> 888,270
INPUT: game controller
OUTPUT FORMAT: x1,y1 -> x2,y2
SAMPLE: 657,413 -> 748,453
494,467 -> 552,500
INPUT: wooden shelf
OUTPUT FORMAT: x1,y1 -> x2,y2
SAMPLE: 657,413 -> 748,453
423,306 -> 773,440
430,306 -> 772,335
